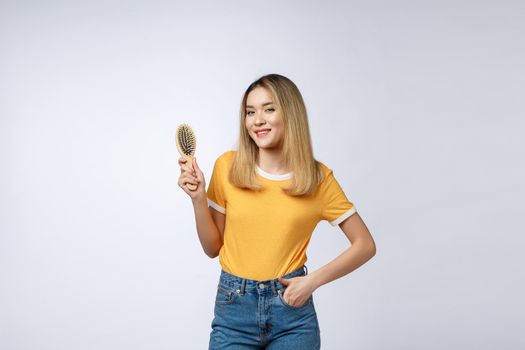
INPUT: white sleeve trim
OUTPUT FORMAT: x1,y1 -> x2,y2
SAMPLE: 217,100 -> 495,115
329,206 -> 357,226
207,198 -> 226,214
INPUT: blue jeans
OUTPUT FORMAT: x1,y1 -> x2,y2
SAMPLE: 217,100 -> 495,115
208,265 -> 321,349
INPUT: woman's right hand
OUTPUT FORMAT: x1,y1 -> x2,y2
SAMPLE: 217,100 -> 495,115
178,157 -> 206,201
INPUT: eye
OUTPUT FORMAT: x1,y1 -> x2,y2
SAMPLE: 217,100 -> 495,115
246,111 -> 254,116
266,108 -> 275,112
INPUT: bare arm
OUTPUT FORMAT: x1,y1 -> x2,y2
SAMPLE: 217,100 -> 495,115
309,212 -> 376,290
178,157 -> 225,258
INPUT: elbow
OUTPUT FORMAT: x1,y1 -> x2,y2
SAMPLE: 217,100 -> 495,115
205,243 -> 222,259
368,239 -> 377,258
354,238 -> 376,259
205,249 -> 219,259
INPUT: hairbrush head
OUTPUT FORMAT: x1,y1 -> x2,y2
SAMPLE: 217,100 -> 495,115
176,123 -> 197,191
176,123 -> 196,157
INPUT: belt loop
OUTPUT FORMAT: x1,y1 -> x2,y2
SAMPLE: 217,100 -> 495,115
240,278 -> 246,295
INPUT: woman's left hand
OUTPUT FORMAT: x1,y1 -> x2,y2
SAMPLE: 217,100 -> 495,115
278,275 -> 317,307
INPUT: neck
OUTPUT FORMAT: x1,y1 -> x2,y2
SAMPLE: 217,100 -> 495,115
257,148 -> 290,174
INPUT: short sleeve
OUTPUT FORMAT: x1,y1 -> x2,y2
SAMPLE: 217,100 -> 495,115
207,155 -> 227,214
320,170 -> 356,226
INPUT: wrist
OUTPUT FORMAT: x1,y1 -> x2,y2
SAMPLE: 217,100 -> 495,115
191,194 -> 207,206
307,272 -> 323,291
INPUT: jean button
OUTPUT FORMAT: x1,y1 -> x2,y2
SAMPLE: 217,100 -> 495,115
258,283 -> 265,289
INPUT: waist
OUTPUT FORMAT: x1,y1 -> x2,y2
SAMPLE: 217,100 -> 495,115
218,265 -> 308,294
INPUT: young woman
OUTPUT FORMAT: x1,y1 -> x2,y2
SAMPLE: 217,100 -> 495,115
178,74 -> 376,349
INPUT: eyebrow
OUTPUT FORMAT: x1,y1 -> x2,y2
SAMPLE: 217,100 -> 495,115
246,102 -> 274,109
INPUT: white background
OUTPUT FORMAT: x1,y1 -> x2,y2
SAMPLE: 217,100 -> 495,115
1,1 -> 524,349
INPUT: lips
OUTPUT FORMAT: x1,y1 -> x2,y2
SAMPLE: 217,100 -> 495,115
255,129 -> 271,137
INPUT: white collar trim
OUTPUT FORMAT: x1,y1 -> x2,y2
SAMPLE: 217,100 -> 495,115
255,165 -> 293,180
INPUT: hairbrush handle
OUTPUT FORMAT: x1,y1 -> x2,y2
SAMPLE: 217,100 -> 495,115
184,156 -> 197,191
176,123 -> 198,191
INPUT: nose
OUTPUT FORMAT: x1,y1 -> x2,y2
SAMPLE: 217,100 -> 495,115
254,112 -> 266,125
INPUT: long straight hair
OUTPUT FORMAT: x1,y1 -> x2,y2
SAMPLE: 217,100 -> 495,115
229,74 -> 324,196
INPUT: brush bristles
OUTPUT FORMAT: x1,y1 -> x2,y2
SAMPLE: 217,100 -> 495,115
177,123 -> 196,156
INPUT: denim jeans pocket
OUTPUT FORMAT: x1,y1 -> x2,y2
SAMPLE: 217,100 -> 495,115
215,285 -> 237,305
277,288 -> 312,309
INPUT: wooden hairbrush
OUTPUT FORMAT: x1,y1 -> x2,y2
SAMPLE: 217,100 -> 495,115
176,123 -> 197,191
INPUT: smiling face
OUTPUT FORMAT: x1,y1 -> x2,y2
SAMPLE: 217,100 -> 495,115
245,86 -> 285,151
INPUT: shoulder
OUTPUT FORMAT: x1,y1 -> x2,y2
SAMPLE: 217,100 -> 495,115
218,150 -> 236,161
316,160 -> 334,178
315,160 -> 341,192
214,150 -> 237,167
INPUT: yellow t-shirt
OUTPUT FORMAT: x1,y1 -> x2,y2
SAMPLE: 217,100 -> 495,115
206,150 -> 356,281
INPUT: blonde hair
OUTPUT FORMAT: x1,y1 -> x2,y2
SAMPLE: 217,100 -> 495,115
229,74 -> 324,197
